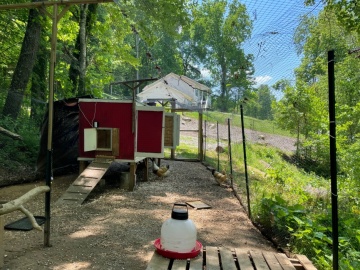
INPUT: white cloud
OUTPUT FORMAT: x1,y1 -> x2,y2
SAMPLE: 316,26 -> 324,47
253,75 -> 272,87
201,68 -> 211,80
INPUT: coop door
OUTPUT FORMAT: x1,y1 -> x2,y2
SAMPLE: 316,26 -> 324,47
164,113 -> 180,149
84,128 -> 119,155
135,107 -> 164,158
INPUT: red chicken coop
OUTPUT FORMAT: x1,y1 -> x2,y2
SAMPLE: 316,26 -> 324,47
56,98 -> 177,204
78,98 -> 165,161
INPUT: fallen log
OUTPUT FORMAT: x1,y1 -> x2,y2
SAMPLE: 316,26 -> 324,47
0,126 -> 22,141
0,186 -> 50,231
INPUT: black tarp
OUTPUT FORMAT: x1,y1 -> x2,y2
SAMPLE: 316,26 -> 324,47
36,97 -> 88,176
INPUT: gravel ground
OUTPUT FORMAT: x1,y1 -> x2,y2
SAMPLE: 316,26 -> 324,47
0,159 -> 277,270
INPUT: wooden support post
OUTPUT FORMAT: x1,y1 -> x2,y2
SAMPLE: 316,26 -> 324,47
129,162 -> 136,191
79,161 -> 87,174
143,158 -> 149,182
0,215 -> 3,268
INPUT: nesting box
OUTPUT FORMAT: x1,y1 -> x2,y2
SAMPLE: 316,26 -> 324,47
164,113 -> 180,149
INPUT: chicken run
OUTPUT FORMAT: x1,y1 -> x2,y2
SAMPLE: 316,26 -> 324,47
0,117 -> 304,269
0,159 -> 279,270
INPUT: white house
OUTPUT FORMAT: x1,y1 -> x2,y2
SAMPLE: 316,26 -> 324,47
137,73 -> 211,110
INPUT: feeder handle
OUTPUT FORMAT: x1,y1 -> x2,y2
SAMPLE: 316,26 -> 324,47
172,203 -> 188,210
174,203 -> 187,207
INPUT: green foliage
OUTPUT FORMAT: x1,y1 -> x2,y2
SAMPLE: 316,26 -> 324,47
245,85 -> 275,120
255,195 -> 306,239
114,0 -> 190,43
0,116 -> 40,170
305,0 -> 360,35
192,0 -> 253,112
200,111 -> 293,137
238,139 -> 359,269
290,215 -> 333,269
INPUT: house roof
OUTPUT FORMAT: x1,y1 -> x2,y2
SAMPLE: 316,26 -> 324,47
137,81 -> 194,103
137,73 -> 211,105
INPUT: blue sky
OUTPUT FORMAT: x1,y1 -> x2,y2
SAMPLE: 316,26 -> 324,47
240,0 -> 324,98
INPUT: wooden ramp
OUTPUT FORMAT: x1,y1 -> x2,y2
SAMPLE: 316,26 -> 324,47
56,157 -> 113,205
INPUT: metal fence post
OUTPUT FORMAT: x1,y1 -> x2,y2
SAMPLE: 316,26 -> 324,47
328,49 -> 338,270
227,118 -> 233,186
240,104 -> 251,219
217,121 -> 220,171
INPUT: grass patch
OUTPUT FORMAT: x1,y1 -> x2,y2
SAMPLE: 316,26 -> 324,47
164,136 -> 199,159
182,111 -> 294,137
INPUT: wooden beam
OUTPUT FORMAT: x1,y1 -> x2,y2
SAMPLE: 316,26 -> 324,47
0,0 -> 113,11
110,77 -> 158,86
129,162 -> 136,191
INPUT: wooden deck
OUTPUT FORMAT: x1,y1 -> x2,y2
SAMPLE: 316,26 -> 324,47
146,246 -> 317,270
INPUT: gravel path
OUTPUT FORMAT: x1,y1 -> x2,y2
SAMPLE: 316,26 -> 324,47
0,160 -> 276,270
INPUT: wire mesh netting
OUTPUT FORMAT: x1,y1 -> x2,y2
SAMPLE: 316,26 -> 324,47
242,0 -> 324,95
199,105 -> 358,270
0,0 -> 359,269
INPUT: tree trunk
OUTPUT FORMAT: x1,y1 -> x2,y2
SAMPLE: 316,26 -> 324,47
68,4 -> 97,96
2,0 -> 42,120
31,31 -> 48,125
220,63 -> 227,112
78,4 -> 88,96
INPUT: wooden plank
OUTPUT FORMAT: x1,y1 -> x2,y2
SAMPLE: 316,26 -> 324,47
186,200 -> 211,209
56,161 -> 111,205
79,168 -> 108,178
171,259 -> 187,269
219,247 -> 236,270
71,177 -> 101,187
295,254 -> 317,270
94,155 -> 115,164
250,250 -> 270,270
234,249 -> 253,270
289,258 -> 304,270
262,252 -> 283,270
206,246 -> 220,269
89,162 -> 112,168
65,185 -> 94,194
189,253 -> 203,270
274,253 -> 296,270
146,252 -> 171,270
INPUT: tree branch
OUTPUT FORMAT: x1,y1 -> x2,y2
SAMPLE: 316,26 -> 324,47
0,126 -> 22,140
0,186 -> 50,231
